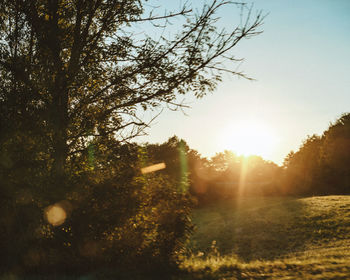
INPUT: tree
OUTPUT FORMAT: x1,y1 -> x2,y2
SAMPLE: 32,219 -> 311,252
0,0 -> 263,181
282,113 -> 350,195
0,0 -> 264,275
282,135 -> 323,195
320,113 -> 350,193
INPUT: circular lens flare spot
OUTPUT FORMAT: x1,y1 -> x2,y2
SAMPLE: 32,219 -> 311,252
45,204 -> 67,226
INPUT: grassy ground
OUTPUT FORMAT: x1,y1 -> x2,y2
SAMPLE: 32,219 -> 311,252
177,196 -> 350,279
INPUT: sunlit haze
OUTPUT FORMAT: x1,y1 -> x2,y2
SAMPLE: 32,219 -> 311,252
220,120 -> 278,159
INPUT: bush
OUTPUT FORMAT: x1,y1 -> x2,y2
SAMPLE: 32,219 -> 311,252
0,142 -> 194,278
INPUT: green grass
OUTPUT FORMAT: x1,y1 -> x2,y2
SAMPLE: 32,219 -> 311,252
177,196 -> 350,279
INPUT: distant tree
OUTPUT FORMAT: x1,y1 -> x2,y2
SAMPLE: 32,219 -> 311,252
144,136 -> 209,196
282,135 -> 323,195
145,136 -> 190,188
282,113 -> 350,195
210,150 -> 238,172
320,113 -> 350,193
192,151 -> 282,204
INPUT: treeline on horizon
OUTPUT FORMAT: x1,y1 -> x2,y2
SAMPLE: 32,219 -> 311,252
139,112 -> 350,205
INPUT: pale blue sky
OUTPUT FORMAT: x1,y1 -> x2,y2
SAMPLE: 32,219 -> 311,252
135,0 -> 350,165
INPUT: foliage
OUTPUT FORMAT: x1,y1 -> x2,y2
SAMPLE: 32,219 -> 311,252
283,113 -> 350,195
282,135 -> 324,195
139,113 -> 350,204
144,136 -> 205,193
0,0 -> 263,276
321,113 -> 350,193
193,151 -> 282,204
0,140 -> 195,277
142,140 -> 283,205
0,0 -> 263,178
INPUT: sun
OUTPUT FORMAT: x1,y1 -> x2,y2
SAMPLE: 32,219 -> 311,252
220,120 -> 278,159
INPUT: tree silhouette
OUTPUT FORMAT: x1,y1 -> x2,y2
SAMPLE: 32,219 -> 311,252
0,1 -> 264,275
321,113 -> 350,193
282,135 -> 323,195
283,113 -> 350,195
0,0 -> 263,181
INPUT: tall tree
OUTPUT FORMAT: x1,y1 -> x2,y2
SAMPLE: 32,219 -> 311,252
282,113 -> 350,195
321,113 -> 350,193
0,0 -> 263,180
282,135 -> 323,194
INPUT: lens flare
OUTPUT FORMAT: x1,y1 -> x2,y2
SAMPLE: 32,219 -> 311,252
178,141 -> 188,192
141,162 -> 166,174
44,201 -> 71,226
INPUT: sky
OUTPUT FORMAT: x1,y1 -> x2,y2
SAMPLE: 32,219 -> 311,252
135,0 -> 350,165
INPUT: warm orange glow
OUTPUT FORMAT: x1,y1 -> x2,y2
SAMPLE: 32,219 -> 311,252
238,156 -> 249,196
220,120 -> 278,159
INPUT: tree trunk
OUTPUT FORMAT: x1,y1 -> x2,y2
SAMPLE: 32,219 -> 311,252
52,83 -> 68,181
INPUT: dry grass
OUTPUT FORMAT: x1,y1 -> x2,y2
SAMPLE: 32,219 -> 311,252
177,196 -> 350,279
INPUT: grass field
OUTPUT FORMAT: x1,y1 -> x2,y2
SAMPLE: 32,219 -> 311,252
178,196 -> 350,279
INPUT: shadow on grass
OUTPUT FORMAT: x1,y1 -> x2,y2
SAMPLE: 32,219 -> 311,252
188,197 -> 316,262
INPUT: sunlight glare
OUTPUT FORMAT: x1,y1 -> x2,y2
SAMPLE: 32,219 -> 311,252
220,120 -> 278,159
